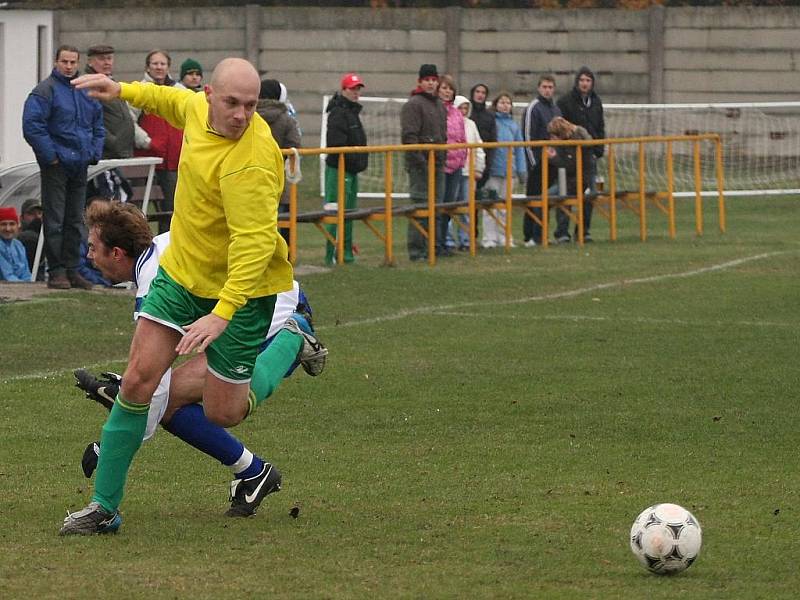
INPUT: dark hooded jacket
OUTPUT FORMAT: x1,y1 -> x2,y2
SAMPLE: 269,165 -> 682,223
557,67 -> 605,158
325,92 -> 368,173
256,99 -> 301,151
469,83 -> 497,182
400,87 -> 447,171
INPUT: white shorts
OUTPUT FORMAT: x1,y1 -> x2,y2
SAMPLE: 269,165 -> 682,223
143,368 -> 170,442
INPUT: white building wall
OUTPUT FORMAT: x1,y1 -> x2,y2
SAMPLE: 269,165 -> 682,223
0,10 -> 53,170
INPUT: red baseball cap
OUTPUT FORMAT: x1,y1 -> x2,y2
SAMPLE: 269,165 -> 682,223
341,73 -> 365,90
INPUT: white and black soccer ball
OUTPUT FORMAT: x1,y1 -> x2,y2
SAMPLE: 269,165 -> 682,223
629,503 -> 702,574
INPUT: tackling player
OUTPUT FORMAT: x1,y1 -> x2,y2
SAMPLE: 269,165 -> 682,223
71,200 -> 325,522
63,58 -> 300,535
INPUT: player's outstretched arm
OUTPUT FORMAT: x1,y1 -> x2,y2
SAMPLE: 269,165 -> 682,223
72,74 -> 122,102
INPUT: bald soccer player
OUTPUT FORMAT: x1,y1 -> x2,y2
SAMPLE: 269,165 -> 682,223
61,59 -> 322,535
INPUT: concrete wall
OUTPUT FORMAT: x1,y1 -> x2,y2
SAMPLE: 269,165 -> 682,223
0,10 -> 52,169
664,7 -> 800,102
39,5 -> 800,147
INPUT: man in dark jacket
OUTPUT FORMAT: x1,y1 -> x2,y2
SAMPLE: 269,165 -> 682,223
557,66 -> 605,241
521,74 -> 561,246
324,73 -> 368,265
85,44 -> 135,203
257,79 -> 302,243
400,64 -> 447,261
22,45 -> 104,289
86,44 -> 134,159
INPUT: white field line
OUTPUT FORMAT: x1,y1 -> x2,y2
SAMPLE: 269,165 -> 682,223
319,251 -> 785,330
433,311 -> 798,329
4,251 -> 786,383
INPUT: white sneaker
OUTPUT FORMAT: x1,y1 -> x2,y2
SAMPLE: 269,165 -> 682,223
481,241 -> 497,249
524,239 -> 537,248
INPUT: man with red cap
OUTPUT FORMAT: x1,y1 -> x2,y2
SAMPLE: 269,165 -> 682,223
323,73 -> 368,265
0,206 -> 33,282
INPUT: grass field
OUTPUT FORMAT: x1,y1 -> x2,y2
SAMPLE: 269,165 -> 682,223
1,196 -> 798,599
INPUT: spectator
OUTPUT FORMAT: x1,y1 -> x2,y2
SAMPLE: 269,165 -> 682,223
86,44 -> 134,160
279,82 -> 301,134
85,44 -> 135,202
468,83 -> 497,192
483,91 -> 526,249
323,73 -> 368,265
0,206 -> 32,282
257,78 -> 302,242
22,44 -> 104,290
521,74 -> 561,247
400,63 -> 447,262
131,49 -> 183,232
451,95 -> 485,251
17,199 -> 45,280
557,66 -> 605,241
437,74 -> 467,258
469,83 -> 497,242
547,117 -> 593,244
179,58 -> 203,92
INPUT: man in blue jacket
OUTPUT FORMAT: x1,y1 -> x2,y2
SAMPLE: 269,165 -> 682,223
22,45 -> 104,290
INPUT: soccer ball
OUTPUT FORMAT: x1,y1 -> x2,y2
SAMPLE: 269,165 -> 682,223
629,503 -> 702,574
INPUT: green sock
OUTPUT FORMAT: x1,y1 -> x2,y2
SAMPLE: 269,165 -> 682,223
92,394 -> 149,513
248,329 -> 302,414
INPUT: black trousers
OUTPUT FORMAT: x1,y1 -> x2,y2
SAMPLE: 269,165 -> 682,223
40,163 -> 88,275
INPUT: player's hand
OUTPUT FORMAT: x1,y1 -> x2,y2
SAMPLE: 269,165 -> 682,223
71,73 -> 122,101
176,314 -> 229,355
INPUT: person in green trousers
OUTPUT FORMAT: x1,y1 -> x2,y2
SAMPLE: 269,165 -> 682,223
324,73 -> 368,264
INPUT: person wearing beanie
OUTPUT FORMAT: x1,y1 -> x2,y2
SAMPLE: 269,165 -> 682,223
400,63 -> 447,261
0,206 -> 32,282
323,73 -> 368,265
179,58 -> 203,92
257,79 -> 302,241
557,66 -> 605,242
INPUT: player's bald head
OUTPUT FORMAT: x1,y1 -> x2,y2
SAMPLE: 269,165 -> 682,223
209,58 -> 260,96
205,58 -> 260,139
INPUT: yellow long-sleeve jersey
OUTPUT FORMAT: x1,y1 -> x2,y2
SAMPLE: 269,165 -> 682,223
120,81 -> 293,320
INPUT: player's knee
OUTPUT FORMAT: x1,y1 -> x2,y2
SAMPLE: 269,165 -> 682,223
202,402 -> 246,428
120,368 -> 161,404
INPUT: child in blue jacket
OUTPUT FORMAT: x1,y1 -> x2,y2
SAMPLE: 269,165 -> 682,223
482,92 -> 526,248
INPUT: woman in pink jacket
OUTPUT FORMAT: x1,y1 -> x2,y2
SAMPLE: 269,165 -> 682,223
437,74 -> 466,257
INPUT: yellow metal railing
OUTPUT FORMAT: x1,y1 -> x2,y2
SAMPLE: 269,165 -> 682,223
281,133 -> 724,266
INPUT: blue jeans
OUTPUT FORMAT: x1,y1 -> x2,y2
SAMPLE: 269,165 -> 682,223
438,171 -> 463,252
447,174 -> 471,249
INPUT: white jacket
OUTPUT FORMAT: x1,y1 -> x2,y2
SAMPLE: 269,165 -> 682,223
462,117 -> 485,178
